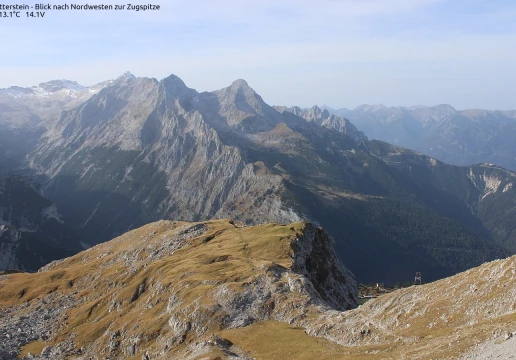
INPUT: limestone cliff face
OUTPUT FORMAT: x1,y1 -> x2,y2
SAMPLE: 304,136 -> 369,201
1,73 -> 515,282
291,223 -> 357,311
0,220 -> 357,359
27,75 -> 299,246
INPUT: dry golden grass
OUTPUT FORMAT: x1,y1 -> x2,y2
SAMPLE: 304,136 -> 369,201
2,219 -> 515,360
220,320 -> 388,360
315,255 -> 516,359
0,220 -> 307,358
221,321 -> 351,360
19,341 -> 46,358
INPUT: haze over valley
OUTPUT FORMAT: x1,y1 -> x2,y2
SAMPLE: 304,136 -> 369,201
324,104 -> 516,172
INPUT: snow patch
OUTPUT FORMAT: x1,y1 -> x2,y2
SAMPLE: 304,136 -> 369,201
503,183 -> 513,193
0,79 -> 108,100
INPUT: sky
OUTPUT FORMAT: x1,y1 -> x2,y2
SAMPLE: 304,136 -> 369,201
1,0 -> 515,110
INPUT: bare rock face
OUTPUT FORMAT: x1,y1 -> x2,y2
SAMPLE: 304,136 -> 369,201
24,74 -> 302,247
0,220 -> 357,359
0,225 -> 23,270
1,73 -> 515,282
273,105 -> 366,141
291,223 -> 357,311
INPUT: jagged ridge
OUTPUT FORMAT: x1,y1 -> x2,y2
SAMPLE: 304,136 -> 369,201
0,73 -> 514,283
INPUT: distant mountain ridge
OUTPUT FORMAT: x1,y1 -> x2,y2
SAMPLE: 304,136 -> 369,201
0,76 -> 115,169
272,105 -> 366,141
0,74 -> 515,283
323,104 -> 516,171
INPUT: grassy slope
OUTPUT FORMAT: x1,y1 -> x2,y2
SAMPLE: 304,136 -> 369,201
0,220 -> 305,358
1,220 -> 515,360
223,255 -> 516,360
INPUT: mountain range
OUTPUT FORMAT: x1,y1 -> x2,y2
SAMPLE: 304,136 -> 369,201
323,104 -> 516,171
0,73 -> 515,284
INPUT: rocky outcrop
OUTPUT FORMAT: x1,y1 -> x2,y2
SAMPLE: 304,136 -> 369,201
0,220 -> 357,359
291,224 -> 357,311
0,225 -> 23,270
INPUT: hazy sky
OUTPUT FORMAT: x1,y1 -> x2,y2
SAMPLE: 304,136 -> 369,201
1,0 -> 515,109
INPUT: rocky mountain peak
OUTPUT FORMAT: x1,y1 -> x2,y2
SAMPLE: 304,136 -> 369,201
160,74 -> 194,101
162,73 -> 187,89
230,78 -> 251,90
433,103 -> 457,113
225,78 -> 260,98
114,71 -> 137,84
320,104 -> 336,112
273,104 -> 366,141
354,104 -> 388,112
119,71 -> 136,79
225,79 -> 263,106
210,79 -> 275,126
411,103 -> 458,124
310,105 -> 330,117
